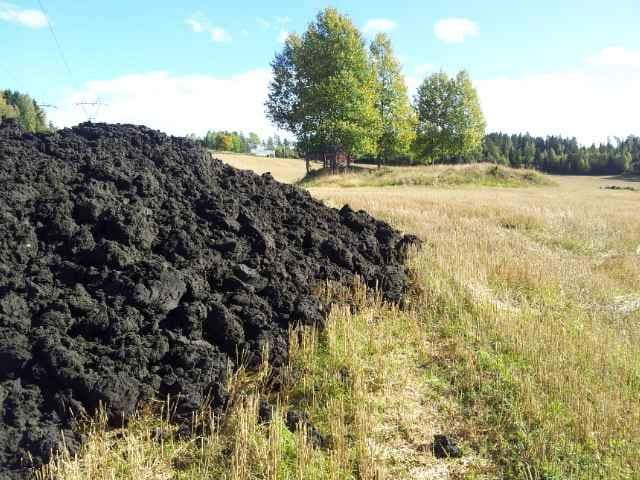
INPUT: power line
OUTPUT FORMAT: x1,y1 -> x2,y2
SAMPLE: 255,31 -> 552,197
36,0 -> 88,118
37,0 -> 75,83
75,100 -> 108,122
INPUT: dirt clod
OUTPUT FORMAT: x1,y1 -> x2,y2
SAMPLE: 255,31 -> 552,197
432,434 -> 463,459
286,409 -> 329,449
0,121 -> 418,477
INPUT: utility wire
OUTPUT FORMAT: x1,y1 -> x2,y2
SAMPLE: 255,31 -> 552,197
36,0 -> 89,118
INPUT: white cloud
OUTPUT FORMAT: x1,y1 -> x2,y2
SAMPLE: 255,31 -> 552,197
277,30 -> 289,44
404,75 -> 420,99
186,13 -> 231,43
209,27 -> 231,43
257,17 -> 271,29
434,18 -> 478,43
585,46 -> 640,67
185,17 -> 205,33
403,64 -> 435,94
363,18 -> 397,35
0,2 -> 47,28
50,70 -> 277,139
476,69 -> 640,145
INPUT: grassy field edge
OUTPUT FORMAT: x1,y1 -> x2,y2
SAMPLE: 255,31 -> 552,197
299,164 -> 553,189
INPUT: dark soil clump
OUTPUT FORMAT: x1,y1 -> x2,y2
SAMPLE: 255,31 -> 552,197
0,120 -> 419,478
432,434 -> 463,459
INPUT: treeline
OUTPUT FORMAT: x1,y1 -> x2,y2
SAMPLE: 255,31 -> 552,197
0,90 -> 49,132
483,133 -> 640,175
264,134 -> 298,158
201,130 -> 260,153
199,130 -> 298,158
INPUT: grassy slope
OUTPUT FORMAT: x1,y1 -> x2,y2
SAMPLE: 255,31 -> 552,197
42,160 -> 640,479
300,164 -> 552,188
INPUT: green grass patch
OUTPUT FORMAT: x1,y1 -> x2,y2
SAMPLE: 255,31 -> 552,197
414,254 -> 640,480
299,164 -> 554,188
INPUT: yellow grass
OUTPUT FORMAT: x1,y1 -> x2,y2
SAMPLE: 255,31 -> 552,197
212,152 -> 317,183
42,161 -> 640,479
312,174 -> 640,478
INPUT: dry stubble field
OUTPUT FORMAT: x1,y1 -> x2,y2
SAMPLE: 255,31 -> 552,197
44,156 -> 640,480
310,172 -> 640,479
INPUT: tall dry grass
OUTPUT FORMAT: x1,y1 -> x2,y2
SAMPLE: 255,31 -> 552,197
313,175 -> 640,478
40,280 -> 489,479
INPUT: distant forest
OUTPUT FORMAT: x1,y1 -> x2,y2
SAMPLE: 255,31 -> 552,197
482,133 -> 640,175
200,130 -> 297,158
357,133 -> 640,175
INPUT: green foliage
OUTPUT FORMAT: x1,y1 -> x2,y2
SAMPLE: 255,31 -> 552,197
266,8 -> 381,158
1,90 -> 49,132
273,137 -> 297,158
299,164 -> 552,188
369,33 -> 416,166
0,94 -> 18,120
414,70 -> 486,163
202,130 -> 299,158
484,133 -> 640,174
248,132 -> 261,150
203,130 -> 260,154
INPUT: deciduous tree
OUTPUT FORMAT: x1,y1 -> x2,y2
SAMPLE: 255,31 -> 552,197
0,94 -> 17,121
414,70 -> 485,163
266,8 -> 381,162
369,33 -> 416,168
1,90 -> 48,132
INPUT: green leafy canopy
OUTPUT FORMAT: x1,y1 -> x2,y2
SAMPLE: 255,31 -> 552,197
414,70 -> 486,163
370,33 -> 416,165
266,8 -> 381,158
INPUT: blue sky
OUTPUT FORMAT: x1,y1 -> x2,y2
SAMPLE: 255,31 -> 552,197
1,0 -> 639,143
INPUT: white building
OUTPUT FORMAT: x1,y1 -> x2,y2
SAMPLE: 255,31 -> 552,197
251,146 -> 275,157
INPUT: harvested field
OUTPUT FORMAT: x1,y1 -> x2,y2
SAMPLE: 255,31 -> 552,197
212,152 -> 313,184
0,121 -> 418,478
311,176 -> 640,478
